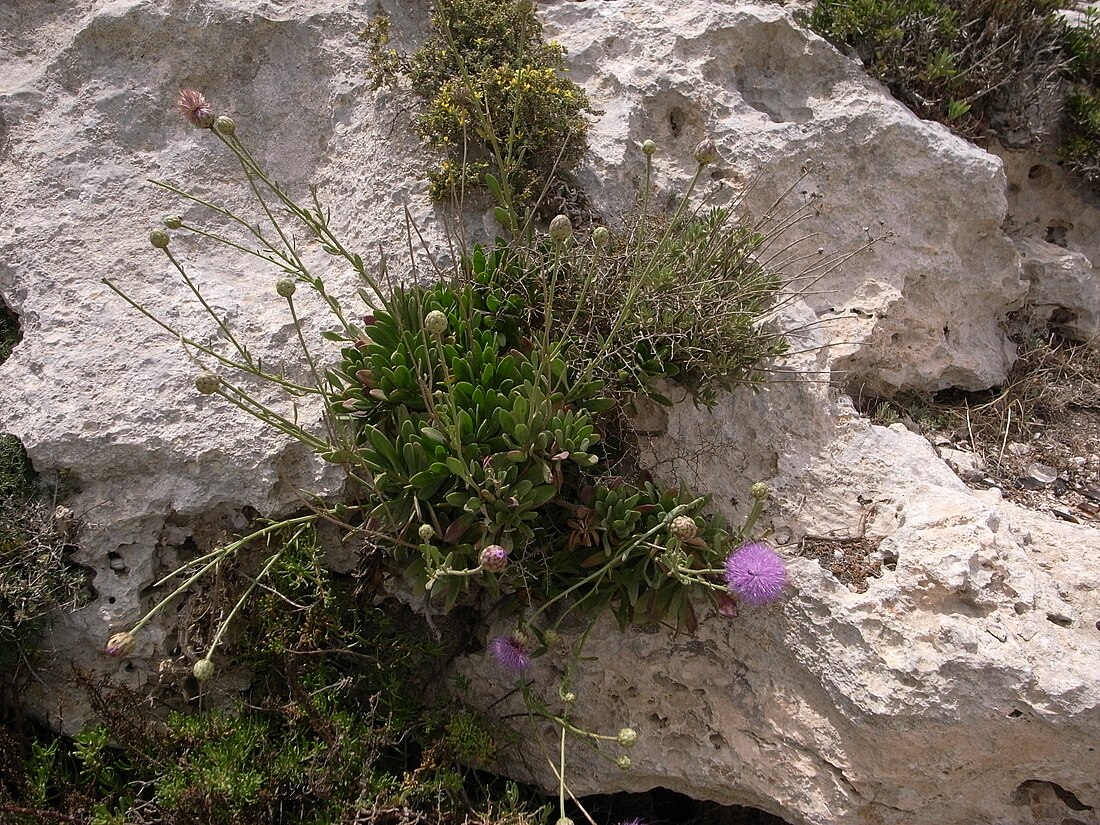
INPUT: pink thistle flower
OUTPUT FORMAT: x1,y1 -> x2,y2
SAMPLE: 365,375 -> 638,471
175,88 -> 215,128
488,635 -> 530,674
724,542 -> 787,605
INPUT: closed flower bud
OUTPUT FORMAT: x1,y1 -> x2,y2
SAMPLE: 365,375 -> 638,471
592,226 -> 610,247
149,228 -> 170,249
276,277 -> 296,298
163,215 -> 182,230
617,727 -> 638,747
693,138 -> 718,165
418,523 -> 435,542
751,481 -> 770,500
549,214 -> 573,245
556,819 -> 574,825
616,755 -> 632,770
562,691 -> 577,703
669,515 -> 698,541
195,372 -> 220,394
193,658 -> 215,682
479,544 -> 509,573
105,631 -> 136,657
214,115 -> 236,135
641,139 -> 657,156
424,309 -> 448,336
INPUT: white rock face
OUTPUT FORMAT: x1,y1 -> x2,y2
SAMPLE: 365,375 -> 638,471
1,1 -> 1098,824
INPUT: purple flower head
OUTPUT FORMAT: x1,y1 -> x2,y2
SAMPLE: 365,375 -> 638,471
488,635 -> 531,674
724,542 -> 787,605
175,88 -> 215,128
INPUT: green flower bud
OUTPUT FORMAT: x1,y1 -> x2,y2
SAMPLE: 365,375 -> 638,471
549,214 -> 573,245
424,309 -> 448,336
693,138 -> 718,165
617,727 -> 638,747
195,372 -> 220,395
616,755 -> 632,770
418,523 -> 435,542
275,277 -> 296,298
751,482 -> 770,500
163,215 -> 182,230
149,228 -> 170,249
592,226 -> 610,247
641,139 -> 657,156
193,658 -> 215,682
214,115 -> 236,135
561,691 -> 576,704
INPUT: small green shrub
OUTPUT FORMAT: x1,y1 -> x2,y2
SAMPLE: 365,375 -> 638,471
1061,11 -> 1100,186
1060,88 -> 1100,185
0,434 -> 88,675
365,0 -> 595,209
804,0 -> 1068,141
0,299 -> 20,364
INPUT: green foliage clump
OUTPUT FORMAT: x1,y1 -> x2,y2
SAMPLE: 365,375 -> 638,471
1,589 -> 546,825
804,0 -> 1068,140
0,434 -> 87,674
1060,87 -> 1100,186
327,229 -> 775,630
1061,10 -> 1100,186
0,300 -> 20,364
365,0 -> 594,207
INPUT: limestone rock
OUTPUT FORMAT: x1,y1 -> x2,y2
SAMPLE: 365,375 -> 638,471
1,0 -> 1098,823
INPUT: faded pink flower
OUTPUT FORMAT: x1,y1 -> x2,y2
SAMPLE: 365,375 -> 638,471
176,88 -> 215,128
488,635 -> 530,674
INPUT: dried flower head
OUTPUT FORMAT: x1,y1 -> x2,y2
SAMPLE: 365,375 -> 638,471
175,88 -> 215,128
488,635 -> 531,674
669,515 -> 698,541
479,544 -> 509,573
105,631 -> 136,657
724,542 -> 787,605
